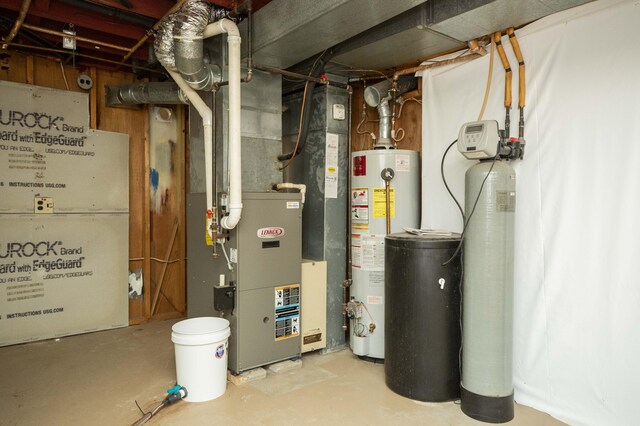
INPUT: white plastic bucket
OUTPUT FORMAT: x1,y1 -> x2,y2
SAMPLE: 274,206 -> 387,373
171,317 -> 231,402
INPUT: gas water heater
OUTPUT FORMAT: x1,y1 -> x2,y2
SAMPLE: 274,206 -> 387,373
349,149 -> 420,359
457,120 -> 522,423
348,76 -> 420,360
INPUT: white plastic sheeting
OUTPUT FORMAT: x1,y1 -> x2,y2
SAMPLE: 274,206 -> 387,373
419,1 -> 640,425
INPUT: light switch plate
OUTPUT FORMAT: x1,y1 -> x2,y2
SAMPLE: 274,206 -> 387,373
34,197 -> 54,214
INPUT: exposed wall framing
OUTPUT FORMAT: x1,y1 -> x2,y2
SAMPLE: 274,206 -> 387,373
350,80 -> 423,154
0,50 -> 186,325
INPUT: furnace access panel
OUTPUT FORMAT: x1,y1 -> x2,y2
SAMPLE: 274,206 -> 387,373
187,192 -> 302,373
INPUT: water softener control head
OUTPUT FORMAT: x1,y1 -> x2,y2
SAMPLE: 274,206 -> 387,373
457,120 -> 501,160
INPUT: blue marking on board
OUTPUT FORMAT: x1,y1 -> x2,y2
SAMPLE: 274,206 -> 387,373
150,168 -> 159,192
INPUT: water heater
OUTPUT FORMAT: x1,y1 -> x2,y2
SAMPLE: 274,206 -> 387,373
349,149 -> 419,359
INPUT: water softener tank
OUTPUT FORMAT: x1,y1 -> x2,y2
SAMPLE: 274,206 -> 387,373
384,232 -> 462,402
461,160 -> 516,423
350,149 -> 419,360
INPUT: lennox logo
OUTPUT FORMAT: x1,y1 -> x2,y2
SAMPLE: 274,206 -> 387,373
257,227 -> 285,239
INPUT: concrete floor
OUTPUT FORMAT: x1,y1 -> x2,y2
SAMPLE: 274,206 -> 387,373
0,320 -> 564,426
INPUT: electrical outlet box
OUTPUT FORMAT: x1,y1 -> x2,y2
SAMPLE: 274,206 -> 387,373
34,197 -> 54,214
332,103 -> 346,120
62,29 -> 76,50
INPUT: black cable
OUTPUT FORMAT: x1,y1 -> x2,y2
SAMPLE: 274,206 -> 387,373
440,140 -> 464,223
278,48 -> 334,163
443,153 -> 499,266
134,400 -> 147,416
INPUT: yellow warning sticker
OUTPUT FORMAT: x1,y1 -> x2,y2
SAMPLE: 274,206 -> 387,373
373,187 -> 395,219
205,215 -> 213,246
352,223 -> 369,231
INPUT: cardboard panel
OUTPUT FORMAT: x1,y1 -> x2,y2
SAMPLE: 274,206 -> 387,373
0,214 -> 129,346
0,81 -> 129,213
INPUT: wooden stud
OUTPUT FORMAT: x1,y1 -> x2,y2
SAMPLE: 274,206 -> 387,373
143,107 -> 152,320
178,105 -> 187,314
151,220 -> 179,315
26,55 -> 34,84
89,67 -> 97,129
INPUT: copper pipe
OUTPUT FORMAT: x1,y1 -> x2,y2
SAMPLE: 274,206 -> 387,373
2,0 -> 32,50
401,87 -> 421,100
7,42 -> 162,73
119,0 -> 190,65
507,27 -> 525,109
493,32 -> 512,108
254,64 -> 328,85
493,31 -> 512,138
385,179 -> 391,235
393,52 -> 479,81
254,64 -> 349,89
21,23 -> 130,52
507,27 -> 526,140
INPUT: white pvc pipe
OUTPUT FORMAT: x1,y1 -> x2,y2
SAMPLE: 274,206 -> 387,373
166,70 -> 215,236
165,18 -> 243,235
275,183 -> 306,205
205,19 -> 242,230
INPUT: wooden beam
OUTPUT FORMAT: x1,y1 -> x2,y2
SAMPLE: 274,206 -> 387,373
89,67 -> 97,129
26,55 -> 34,84
2,0 -> 147,40
86,0 -> 177,20
178,105 -> 187,314
143,105 -> 152,320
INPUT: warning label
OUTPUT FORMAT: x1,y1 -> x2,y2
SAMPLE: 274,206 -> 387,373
275,284 -> 300,340
351,206 -> 369,224
351,234 -> 362,268
496,190 -> 516,212
372,187 -> 395,219
395,154 -> 410,172
362,234 -> 385,272
351,188 -> 368,206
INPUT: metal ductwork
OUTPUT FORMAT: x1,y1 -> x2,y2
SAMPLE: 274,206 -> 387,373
173,1 -> 220,91
247,0 -> 592,72
109,0 -> 245,232
364,76 -> 417,148
154,0 -> 233,91
106,82 -> 187,106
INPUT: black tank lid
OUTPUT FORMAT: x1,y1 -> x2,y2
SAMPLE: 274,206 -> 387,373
385,231 -> 461,248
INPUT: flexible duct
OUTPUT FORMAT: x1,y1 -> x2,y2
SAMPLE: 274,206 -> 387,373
154,0 -> 232,89
377,98 -> 393,147
154,14 -> 178,71
173,0 -> 220,91
106,82 -> 187,106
